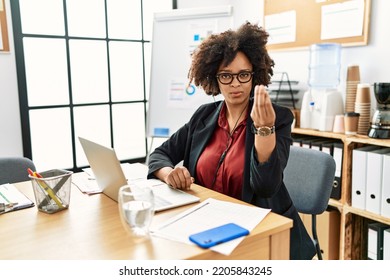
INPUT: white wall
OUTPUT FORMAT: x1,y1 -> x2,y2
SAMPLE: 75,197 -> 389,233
0,0 -> 23,156
1,0 -> 389,157
177,0 -> 263,27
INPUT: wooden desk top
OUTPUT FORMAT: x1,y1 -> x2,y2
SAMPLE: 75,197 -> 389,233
0,174 -> 292,260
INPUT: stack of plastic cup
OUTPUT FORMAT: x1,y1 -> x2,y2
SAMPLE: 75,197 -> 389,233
354,83 -> 371,135
345,65 -> 361,113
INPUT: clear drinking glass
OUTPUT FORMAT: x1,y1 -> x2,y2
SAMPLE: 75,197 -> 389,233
118,184 -> 155,241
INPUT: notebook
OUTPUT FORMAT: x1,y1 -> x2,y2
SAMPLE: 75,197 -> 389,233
0,183 -> 35,214
78,137 -> 200,212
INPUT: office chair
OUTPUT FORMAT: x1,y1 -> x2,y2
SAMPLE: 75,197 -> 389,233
284,145 -> 336,260
0,157 -> 36,185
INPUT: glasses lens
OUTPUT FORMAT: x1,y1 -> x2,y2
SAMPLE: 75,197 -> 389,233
217,73 -> 233,84
237,72 -> 252,83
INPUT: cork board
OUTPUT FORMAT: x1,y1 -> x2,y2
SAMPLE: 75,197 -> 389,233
264,0 -> 371,51
0,0 -> 9,52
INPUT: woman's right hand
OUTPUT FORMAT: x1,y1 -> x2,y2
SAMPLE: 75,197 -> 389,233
155,166 -> 194,190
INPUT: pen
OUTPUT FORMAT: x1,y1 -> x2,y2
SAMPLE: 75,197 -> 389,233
27,168 -> 64,209
0,202 -> 19,214
157,201 -> 210,230
38,174 -> 69,209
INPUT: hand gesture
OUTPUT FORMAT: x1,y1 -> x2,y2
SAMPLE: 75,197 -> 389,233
165,166 -> 194,190
250,85 -> 276,127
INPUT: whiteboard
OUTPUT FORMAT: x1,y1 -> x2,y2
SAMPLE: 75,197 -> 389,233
147,6 -> 233,137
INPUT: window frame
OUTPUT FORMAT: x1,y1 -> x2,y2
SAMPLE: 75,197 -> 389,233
10,0 -> 175,172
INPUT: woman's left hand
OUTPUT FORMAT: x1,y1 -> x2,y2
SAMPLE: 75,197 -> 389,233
250,85 -> 276,127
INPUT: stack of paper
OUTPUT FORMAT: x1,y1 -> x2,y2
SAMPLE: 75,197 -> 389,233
151,198 -> 271,256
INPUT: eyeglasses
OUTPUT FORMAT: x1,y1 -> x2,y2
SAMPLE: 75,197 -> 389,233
215,71 -> 254,85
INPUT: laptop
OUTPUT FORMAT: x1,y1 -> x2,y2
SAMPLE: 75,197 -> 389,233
78,137 -> 200,212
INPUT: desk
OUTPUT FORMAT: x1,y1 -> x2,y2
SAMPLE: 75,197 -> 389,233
0,173 -> 292,260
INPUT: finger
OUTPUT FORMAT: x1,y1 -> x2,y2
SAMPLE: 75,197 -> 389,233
257,86 -> 267,122
181,168 -> 193,190
255,85 -> 263,106
258,86 -> 275,123
167,171 -> 180,189
262,89 -> 272,117
184,176 -> 194,190
263,90 -> 276,120
175,169 -> 188,189
251,85 -> 261,124
253,85 -> 259,102
170,167 -> 192,190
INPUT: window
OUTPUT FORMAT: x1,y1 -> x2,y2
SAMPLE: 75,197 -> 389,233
11,0 -> 173,171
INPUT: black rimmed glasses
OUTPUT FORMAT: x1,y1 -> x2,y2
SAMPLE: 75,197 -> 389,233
215,71 -> 254,85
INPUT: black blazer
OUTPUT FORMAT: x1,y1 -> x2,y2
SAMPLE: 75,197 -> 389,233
148,100 -> 316,260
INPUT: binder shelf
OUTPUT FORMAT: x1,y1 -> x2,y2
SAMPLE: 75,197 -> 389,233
292,127 -> 390,260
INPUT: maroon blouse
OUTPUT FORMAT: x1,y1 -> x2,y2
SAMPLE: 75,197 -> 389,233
196,104 -> 247,199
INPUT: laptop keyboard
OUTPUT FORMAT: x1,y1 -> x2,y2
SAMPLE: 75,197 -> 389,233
154,195 -> 171,208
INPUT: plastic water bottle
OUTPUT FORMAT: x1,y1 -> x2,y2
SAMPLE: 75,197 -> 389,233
308,43 -> 341,89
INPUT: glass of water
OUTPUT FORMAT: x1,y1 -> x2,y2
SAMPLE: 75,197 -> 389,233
118,184 -> 155,241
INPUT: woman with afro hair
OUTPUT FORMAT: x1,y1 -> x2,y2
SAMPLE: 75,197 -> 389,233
148,22 -> 315,260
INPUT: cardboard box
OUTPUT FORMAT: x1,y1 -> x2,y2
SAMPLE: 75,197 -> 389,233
299,209 -> 340,259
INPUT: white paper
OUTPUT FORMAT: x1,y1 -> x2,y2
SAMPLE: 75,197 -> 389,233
71,175 -> 101,194
187,21 -> 217,54
151,198 -> 271,256
73,163 -> 147,194
265,10 -> 296,45
167,79 -> 204,109
321,0 -> 365,40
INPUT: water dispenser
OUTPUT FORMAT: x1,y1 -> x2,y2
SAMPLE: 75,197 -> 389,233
300,43 -> 344,131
